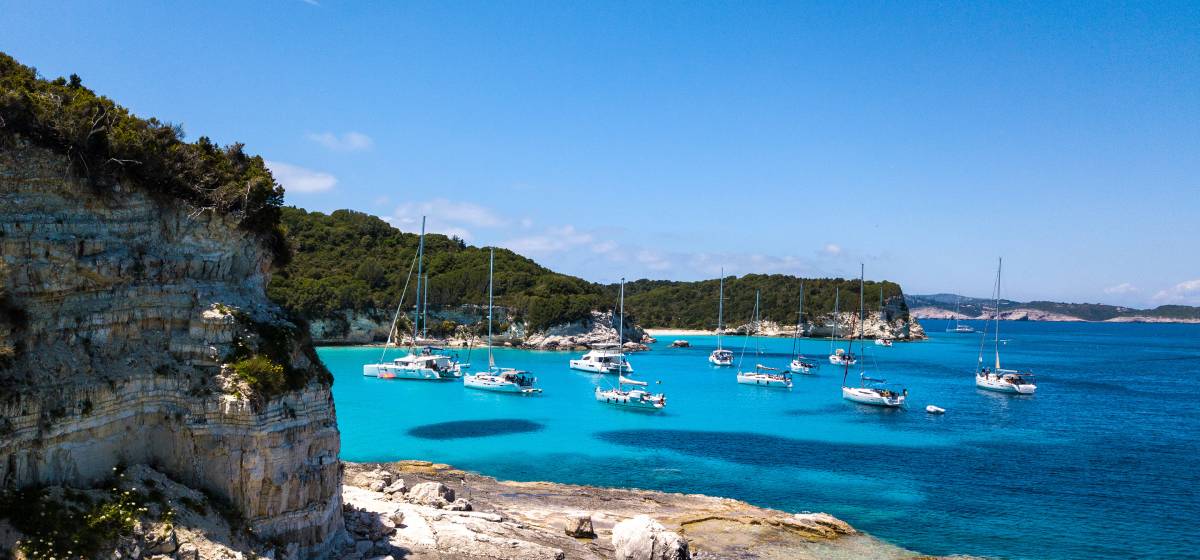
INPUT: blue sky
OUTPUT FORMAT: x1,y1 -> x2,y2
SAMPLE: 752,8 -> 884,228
4,1 -> 1198,306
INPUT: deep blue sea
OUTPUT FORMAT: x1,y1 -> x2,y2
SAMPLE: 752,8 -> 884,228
320,321 -> 1200,559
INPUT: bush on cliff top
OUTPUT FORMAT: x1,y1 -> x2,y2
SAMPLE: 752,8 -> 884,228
230,356 -> 287,397
0,52 -> 289,264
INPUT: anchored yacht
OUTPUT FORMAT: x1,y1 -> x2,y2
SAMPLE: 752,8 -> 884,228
787,280 -> 817,374
570,345 -> 632,374
841,264 -> 908,408
975,258 -> 1037,395
736,291 -> 792,388
464,249 -> 542,395
596,375 -> 666,411
709,270 -> 734,366
828,287 -> 856,366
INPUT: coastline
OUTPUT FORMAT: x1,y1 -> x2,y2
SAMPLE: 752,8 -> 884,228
341,460 -> 953,559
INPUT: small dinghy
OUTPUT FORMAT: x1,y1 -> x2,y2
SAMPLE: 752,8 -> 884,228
926,405 -> 946,414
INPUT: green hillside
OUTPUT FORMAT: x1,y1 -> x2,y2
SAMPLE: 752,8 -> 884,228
611,275 -> 908,330
267,208 -> 607,332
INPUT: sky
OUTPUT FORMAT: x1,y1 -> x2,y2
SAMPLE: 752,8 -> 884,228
3,1 -> 1198,307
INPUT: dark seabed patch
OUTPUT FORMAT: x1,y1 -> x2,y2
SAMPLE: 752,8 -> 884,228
408,419 -> 543,440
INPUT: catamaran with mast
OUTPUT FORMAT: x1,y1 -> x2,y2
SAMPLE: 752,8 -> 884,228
842,265 -> 907,407
362,216 -> 462,381
570,280 -> 633,374
975,258 -> 1037,394
789,281 -> 817,374
595,277 -> 666,410
709,269 -> 734,366
828,287 -> 857,366
737,290 -> 793,388
464,249 -> 540,394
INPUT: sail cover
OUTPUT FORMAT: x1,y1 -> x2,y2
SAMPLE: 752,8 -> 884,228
619,375 -> 647,386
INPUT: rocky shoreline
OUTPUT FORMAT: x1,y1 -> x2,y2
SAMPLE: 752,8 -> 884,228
1,460 -> 960,559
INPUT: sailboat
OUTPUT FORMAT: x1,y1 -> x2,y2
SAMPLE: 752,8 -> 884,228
464,249 -> 541,394
842,265 -> 907,407
946,296 -> 976,333
596,278 -> 666,410
789,281 -> 817,374
362,216 -> 461,381
875,287 -> 893,347
975,258 -> 1037,394
737,290 -> 793,388
828,287 -> 857,366
709,269 -> 734,366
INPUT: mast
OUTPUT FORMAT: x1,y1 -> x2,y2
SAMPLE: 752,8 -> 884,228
995,258 -> 1002,370
422,273 -> 429,341
792,280 -> 804,359
858,264 -> 865,374
488,248 -> 495,370
716,269 -> 725,350
754,290 -> 762,359
879,286 -> 884,321
617,278 -> 626,368
412,216 -> 426,348
830,287 -> 840,354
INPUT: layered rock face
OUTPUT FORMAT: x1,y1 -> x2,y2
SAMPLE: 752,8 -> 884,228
736,311 -> 927,341
0,139 -> 342,555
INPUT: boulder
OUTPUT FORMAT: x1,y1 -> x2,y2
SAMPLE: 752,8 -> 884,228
612,515 -> 690,560
407,481 -> 455,507
383,479 -> 407,495
563,513 -> 595,538
447,498 -> 473,511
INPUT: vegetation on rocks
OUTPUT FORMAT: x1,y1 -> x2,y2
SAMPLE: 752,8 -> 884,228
0,51 -> 289,263
613,275 -> 909,330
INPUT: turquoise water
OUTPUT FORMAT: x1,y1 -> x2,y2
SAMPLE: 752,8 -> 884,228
321,321 -> 1200,559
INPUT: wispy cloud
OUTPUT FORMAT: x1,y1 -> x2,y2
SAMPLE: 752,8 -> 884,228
502,225 -> 593,255
821,243 -> 842,257
305,131 -> 373,152
264,160 -> 337,193
1152,279 -> 1200,305
1103,283 -> 1139,295
391,198 -> 509,241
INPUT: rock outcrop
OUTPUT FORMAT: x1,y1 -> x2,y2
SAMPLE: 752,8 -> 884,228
339,461 -> 942,560
0,139 -> 342,556
733,311 -> 927,341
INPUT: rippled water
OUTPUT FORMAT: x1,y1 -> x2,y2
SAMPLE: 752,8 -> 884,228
321,321 -> 1200,559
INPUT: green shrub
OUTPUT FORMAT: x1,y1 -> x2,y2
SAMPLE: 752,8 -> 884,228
231,356 -> 285,397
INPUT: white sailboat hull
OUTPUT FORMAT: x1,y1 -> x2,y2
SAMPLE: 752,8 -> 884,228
464,374 -> 541,394
842,386 -> 905,407
709,352 -> 733,366
789,360 -> 813,374
595,388 -> 664,411
364,363 -> 456,381
737,372 -> 792,388
570,361 -> 633,374
975,374 -> 1036,394
829,354 -> 857,366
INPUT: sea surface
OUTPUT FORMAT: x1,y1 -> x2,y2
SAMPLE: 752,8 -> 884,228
320,321 -> 1200,559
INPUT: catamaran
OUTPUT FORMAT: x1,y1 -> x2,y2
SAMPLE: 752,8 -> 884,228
596,277 -> 666,410
363,216 -> 461,381
946,296 -> 975,333
570,280 -> 634,374
975,258 -> 1037,394
709,269 -> 734,366
788,280 -> 817,374
828,287 -> 857,366
737,290 -> 793,388
464,249 -> 541,394
842,265 -> 907,407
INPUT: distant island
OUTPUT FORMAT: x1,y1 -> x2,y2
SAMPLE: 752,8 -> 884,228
907,293 -> 1200,323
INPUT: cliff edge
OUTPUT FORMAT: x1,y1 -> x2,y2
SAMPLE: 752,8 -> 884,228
0,137 -> 342,556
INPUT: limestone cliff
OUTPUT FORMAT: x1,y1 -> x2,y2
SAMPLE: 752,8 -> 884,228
0,138 -> 342,556
733,311 -> 927,341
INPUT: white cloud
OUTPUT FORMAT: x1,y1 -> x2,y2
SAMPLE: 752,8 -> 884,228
502,225 -> 593,255
264,160 -> 337,193
305,131 -> 373,152
821,243 -> 842,257
519,217 -> 534,229
636,250 -> 672,271
1152,279 -> 1200,305
591,240 -> 618,254
394,199 -> 506,229
1103,283 -> 1139,295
